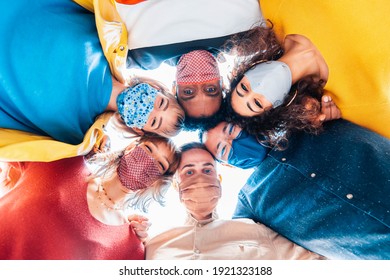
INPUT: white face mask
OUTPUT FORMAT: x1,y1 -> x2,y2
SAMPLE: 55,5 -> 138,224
245,61 -> 292,108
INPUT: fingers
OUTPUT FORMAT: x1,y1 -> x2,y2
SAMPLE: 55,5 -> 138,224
128,214 -> 149,223
98,135 -> 111,153
320,95 -> 342,122
130,220 -> 151,242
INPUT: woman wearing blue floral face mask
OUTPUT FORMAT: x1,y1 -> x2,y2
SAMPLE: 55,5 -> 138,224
202,119 -> 390,259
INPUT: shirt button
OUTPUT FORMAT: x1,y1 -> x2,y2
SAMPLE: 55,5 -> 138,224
281,157 -> 287,162
310,173 -> 316,178
194,249 -> 200,254
119,45 -> 125,51
197,223 -> 202,227
346,193 -> 353,199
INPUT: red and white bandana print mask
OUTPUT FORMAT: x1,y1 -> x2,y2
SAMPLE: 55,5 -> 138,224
117,146 -> 161,191
176,50 -> 220,85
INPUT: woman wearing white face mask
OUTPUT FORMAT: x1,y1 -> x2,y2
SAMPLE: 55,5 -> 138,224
225,32 -> 341,148
0,135 -> 179,260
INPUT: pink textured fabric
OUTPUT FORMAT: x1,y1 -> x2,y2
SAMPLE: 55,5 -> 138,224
117,146 -> 161,191
0,157 -> 144,260
176,50 -> 220,84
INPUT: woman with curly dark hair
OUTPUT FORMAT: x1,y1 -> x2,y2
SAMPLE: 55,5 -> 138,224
225,28 -> 339,148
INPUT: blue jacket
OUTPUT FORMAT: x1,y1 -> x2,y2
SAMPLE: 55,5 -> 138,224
233,119 -> 390,259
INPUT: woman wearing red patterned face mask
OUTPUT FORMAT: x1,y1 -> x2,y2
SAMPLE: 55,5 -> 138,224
0,135 -> 179,260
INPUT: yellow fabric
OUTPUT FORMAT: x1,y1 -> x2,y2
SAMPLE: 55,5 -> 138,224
0,0 -> 127,162
261,0 -> 390,138
73,0 -> 129,84
0,113 -> 112,162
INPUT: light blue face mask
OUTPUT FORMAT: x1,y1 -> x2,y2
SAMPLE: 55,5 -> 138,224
245,61 -> 292,108
116,83 -> 158,129
227,130 -> 270,169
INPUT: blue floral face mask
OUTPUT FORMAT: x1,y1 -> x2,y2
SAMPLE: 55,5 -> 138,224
227,130 -> 270,169
117,83 -> 158,129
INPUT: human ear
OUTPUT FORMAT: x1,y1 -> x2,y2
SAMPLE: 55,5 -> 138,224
172,81 -> 178,97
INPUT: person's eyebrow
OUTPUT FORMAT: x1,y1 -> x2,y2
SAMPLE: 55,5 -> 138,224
181,163 -> 195,170
162,98 -> 169,111
203,162 -> 214,167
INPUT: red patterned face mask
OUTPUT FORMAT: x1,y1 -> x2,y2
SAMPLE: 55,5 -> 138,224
176,50 -> 220,85
117,146 -> 161,191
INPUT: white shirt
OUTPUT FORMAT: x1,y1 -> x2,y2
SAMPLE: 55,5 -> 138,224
146,215 -> 325,260
116,0 -> 263,49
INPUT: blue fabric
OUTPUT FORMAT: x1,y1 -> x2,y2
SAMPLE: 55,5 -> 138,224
117,83 -> 157,129
227,130 -> 270,169
0,0 -> 112,144
233,119 -> 390,259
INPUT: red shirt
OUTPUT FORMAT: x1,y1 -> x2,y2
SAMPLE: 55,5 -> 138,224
0,157 -> 144,260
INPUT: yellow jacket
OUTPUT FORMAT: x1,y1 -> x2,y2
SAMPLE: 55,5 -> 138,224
74,0 -> 128,83
0,113 -> 111,162
261,0 -> 390,139
0,0 -> 123,162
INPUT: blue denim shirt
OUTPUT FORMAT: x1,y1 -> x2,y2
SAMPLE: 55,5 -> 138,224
233,119 -> 390,259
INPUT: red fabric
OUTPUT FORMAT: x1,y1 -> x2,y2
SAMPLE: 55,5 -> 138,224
117,146 -> 161,191
176,50 -> 220,85
0,157 -> 144,260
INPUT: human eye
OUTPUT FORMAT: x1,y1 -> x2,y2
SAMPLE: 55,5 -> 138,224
185,169 -> 194,176
150,117 -> 157,128
228,124 -> 234,136
183,88 -> 194,96
205,86 -> 217,93
220,145 -> 226,157
158,97 -> 164,109
158,161 -> 166,173
203,168 -> 212,174
144,144 -> 152,153
240,82 -> 248,92
254,98 -> 263,109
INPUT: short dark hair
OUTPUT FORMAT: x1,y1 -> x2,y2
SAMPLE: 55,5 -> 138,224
181,97 -> 227,132
179,142 -> 215,160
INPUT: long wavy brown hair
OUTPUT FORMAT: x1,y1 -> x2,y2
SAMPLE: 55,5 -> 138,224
223,22 -> 326,149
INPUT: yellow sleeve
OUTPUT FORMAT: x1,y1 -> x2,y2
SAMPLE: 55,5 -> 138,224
261,0 -> 390,139
0,113 -> 112,162
73,0 -> 128,84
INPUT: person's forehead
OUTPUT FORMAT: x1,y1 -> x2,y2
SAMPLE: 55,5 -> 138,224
180,149 -> 214,166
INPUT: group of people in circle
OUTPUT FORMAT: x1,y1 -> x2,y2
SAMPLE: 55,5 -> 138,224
0,0 -> 389,260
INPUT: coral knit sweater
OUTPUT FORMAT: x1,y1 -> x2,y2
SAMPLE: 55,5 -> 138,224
0,156 -> 144,260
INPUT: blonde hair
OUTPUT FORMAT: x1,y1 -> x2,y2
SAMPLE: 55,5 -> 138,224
86,135 -> 180,212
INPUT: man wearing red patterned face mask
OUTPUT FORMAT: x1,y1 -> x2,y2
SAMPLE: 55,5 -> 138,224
173,50 -> 224,129
145,142 -> 325,260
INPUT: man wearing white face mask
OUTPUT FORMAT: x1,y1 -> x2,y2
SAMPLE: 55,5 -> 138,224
145,142 -> 325,260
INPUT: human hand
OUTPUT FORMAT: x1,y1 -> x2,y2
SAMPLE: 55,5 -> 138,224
318,95 -> 341,122
128,214 -> 151,243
